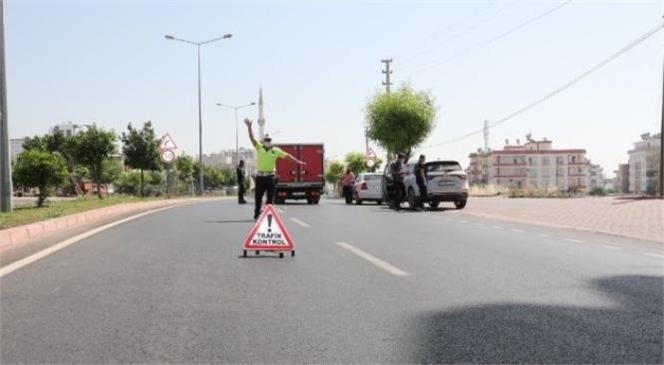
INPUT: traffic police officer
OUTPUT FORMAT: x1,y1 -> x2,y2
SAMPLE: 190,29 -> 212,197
244,118 -> 306,220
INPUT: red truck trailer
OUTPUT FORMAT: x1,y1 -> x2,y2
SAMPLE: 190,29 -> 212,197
274,143 -> 325,204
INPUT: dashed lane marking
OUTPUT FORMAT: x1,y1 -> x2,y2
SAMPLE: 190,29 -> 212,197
335,242 -> 409,277
289,217 -> 311,228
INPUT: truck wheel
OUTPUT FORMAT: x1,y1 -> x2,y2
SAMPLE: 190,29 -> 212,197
313,196 -> 320,205
377,200 -> 382,205
455,200 -> 467,209
429,201 -> 440,209
407,188 -> 417,210
306,197 -> 313,205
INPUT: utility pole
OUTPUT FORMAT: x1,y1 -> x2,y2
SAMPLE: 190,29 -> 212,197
381,58 -> 393,93
660,16 -> 664,197
0,0 -> 11,213
379,58 -> 394,162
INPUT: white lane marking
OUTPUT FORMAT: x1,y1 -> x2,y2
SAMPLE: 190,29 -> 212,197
601,245 -> 621,250
538,233 -> 550,238
277,208 -> 285,214
289,217 -> 310,228
474,223 -> 484,226
565,238 -> 585,244
511,229 -> 526,233
644,253 -> 664,259
335,242 -> 409,277
493,226 -> 503,229
0,205 -> 186,279
460,220 -> 468,224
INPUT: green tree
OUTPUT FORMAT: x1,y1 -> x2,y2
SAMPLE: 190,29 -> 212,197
325,161 -> 345,186
365,84 -> 437,161
121,121 -> 162,197
70,125 -> 117,199
175,154 -> 195,195
12,150 -> 68,207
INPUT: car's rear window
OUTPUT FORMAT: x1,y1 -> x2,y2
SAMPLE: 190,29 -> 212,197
427,162 -> 463,173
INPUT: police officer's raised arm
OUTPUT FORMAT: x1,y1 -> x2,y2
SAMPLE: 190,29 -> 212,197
285,153 -> 306,165
244,118 -> 257,147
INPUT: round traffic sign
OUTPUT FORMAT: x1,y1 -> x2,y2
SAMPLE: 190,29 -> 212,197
366,159 -> 375,168
161,149 -> 176,163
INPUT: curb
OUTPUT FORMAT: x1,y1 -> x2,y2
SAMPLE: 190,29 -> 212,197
0,198 -> 220,251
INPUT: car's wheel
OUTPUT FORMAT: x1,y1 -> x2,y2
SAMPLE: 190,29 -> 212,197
407,188 -> 417,210
455,200 -> 467,209
355,196 -> 363,205
429,201 -> 440,209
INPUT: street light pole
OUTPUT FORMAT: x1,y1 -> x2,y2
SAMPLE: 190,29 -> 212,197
216,102 -> 256,165
197,44 -> 203,195
165,33 -> 232,196
0,0 -> 11,213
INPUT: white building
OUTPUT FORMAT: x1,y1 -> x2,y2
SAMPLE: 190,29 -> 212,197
587,162 -> 605,189
469,135 -> 590,191
628,132 -> 661,194
50,122 -> 90,137
10,138 -> 25,161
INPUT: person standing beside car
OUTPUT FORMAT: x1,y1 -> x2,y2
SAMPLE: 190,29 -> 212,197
390,153 -> 406,211
340,168 -> 355,204
415,154 -> 428,210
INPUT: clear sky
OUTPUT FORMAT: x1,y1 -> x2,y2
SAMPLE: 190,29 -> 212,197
5,0 -> 663,175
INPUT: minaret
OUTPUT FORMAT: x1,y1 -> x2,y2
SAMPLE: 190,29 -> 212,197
257,87 -> 266,140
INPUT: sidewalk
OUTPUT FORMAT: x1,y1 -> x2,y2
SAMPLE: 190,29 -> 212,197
459,197 -> 663,243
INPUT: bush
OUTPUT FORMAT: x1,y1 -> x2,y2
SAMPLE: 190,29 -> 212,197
589,187 -> 607,196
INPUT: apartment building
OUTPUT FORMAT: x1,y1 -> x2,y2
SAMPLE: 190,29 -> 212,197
628,132 -> 661,194
469,136 -> 589,191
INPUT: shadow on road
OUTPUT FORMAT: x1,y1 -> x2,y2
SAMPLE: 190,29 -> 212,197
411,275 -> 663,364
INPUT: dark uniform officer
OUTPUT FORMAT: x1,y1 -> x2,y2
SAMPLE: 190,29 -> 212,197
236,160 -> 247,204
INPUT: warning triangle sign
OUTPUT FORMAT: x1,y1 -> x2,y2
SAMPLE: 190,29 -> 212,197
243,205 -> 295,251
367,147 -> 377,159
160,133 -> 178,150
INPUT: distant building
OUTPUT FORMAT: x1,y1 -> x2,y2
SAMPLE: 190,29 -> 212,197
613,164 -> 630,194
50,122 -> 90,137
469,135 -> 589,191
202,147 -> 256,173
10,138 -> 26,161
587,162 -> 605,189
628,132 -> 661,194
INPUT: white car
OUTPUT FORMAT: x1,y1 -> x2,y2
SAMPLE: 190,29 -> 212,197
404,160 -> 469,209
353,173 -> 383,205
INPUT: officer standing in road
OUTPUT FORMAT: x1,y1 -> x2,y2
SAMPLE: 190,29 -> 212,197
244,118 -> 306,220
236,160 -> 247,205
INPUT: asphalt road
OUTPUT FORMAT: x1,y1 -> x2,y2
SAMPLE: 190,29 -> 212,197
1,199 -> 662,364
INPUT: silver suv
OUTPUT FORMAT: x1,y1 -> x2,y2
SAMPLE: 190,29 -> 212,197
404,160 -> 469,209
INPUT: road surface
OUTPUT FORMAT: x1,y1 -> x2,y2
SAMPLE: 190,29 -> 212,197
1,199 -> 662,364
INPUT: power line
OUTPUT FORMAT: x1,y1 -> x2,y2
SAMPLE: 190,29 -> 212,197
409,0 -> 574,77
424,21 -> 664,149
398,1 -> 518,65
